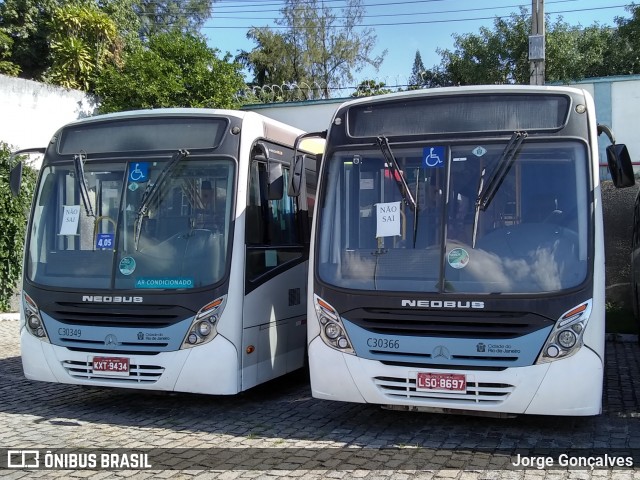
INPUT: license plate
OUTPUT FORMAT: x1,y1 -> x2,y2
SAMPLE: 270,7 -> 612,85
92,356 -> 130,376
416,372 -> 466,392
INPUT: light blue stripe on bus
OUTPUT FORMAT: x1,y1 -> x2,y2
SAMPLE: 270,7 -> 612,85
342,319 -> 552,368
42,312 -> 193,352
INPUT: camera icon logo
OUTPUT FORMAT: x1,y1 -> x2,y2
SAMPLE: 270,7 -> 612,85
7,450 -> 39,468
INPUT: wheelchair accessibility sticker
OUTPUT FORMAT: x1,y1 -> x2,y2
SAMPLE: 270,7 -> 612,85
423,146 -> 445,168
129,162 -> 149,182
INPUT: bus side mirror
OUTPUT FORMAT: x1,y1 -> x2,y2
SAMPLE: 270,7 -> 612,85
9,162 -> 22,196
598,124 -> 635,188
288,154 -> 305,198
606,143 -> 635,188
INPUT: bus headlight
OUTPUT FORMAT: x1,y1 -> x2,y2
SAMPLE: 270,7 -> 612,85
23,292 -> 49,342
197,321 -> 212,337
324,322 -> 341,340
536,300 -> 591,364
314,295 -> 354,355
27,314 -> 41,330
557,330 -> 577,349
181,295 -> 226,349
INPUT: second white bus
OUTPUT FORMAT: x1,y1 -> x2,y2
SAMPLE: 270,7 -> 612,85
300,85 -> 634,416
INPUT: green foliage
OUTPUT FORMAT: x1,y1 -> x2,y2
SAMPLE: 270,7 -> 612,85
407,50 -> 425,90
0,29 -> 20,75
439,9 -> 530,85
351,79 -> 392,97
135,0 -> 214,39
0,142 -> 37,312
0,0 -> 58,79
45,2 -> 122,91
0,0 -> 210,86
432,6 -> 640,86
94,31 -> 245,112
238,0 -> 386,100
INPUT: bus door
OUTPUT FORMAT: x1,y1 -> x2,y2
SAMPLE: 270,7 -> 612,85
241,143 -> 308,389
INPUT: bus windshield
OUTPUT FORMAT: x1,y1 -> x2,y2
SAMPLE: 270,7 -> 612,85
27,156 -> 235,290
317,140 -> 589,294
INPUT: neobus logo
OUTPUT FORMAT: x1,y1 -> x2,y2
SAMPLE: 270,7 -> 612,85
401,300 -> 485,309
82,296 -> 143,303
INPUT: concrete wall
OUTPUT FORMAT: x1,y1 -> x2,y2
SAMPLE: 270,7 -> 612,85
0,74 -> 95,153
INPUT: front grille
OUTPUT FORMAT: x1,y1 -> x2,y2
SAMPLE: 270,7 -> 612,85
63,338 -> 169,348
375,376 -> 514,405
49,302 -> 193,328
62,359 -> 164,384
346,308 -> 552,339
371,350 -> 518,363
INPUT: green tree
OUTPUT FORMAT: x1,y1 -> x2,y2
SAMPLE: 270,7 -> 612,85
439,10 -> 530,85
0,0 -> 212,83
239,0 -> 386,100
238,27 -> 296,89
45,2 -> 122,90
135,0 -> 215,39
408,50 -> 426,90
611,5 -> 640,75
351,79 -> 392,97
436,8 -> 632,86
0,0 -> 58,79
0,142 -> 37,312
94,31 -> 245,112
98,0 -> 142,47
0,30 -> 20,75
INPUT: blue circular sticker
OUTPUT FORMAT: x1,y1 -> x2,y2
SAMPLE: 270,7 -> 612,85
119,256 -> 136,276
447,248 -> 470,269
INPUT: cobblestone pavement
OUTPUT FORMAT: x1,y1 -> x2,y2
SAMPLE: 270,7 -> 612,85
2,318 -> 640,479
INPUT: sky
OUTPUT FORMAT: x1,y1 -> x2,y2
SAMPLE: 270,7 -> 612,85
203,0 -> 633,91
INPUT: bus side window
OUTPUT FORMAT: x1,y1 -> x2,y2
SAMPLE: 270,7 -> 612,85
245,151 -> 303,284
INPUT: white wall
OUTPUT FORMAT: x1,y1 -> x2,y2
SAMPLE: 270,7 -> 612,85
0,74 -> 95,152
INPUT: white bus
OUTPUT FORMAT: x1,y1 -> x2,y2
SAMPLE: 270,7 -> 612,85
10,108 -> 322,394
298,85 -> 634,416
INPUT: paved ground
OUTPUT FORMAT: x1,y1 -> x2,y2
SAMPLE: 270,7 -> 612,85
2,316 -> 640,479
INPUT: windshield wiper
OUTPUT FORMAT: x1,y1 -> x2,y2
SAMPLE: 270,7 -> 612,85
413,167 -> 421,248
135,149 -> 189,249
73,151 -> 95,217
376,136 -> 416,211
472,131 -> 527,248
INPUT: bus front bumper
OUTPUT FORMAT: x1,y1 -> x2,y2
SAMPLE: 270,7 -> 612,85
308,336 -> 603,416
21,328 -> 240,395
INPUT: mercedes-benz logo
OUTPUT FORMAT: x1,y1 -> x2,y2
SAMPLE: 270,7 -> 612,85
432,345 -> 451,360
104,334 -> 118,347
